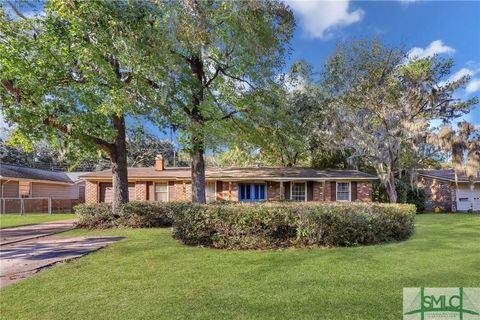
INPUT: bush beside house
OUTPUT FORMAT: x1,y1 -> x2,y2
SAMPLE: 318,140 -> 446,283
75,202 -> 416,249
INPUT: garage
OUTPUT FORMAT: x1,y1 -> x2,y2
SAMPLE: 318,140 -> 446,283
99,182 -> 136,203
456,186 -> 480,211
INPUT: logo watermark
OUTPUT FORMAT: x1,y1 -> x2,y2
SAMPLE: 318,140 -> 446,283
403,288 -> 480,320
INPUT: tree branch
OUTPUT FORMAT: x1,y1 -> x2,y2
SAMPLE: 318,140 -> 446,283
42,115 -> 115,153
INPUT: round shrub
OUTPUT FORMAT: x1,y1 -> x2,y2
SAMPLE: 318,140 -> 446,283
172,202 -> 416,249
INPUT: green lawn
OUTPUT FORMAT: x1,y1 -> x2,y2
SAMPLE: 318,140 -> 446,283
0,213 -> 75,228
1,214 -> 479,320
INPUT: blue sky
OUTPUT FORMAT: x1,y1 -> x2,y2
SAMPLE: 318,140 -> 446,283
285,0 -> 480,125
2,0 -> 479,144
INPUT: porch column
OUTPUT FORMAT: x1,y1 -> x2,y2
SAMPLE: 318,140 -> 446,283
280,181 -> 284,200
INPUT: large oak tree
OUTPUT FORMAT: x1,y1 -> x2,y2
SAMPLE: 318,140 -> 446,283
150,0 -> 294,202
0,1 -> 166,213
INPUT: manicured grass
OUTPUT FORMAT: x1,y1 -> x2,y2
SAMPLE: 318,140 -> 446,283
1,214 -> 479,319
0,213 -> 75,228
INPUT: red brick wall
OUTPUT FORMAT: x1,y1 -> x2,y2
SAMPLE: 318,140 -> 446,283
418,177 -> 453,212
169,181 -> 192,201
84,179 -> 373,204
356,182 -> 372,202
135,182 -> 147,201
85,181 -> 98,204
312,182 -> 324,201
324,182 -> 332,201
217,181 -> 238,201
267,182 -> 281,201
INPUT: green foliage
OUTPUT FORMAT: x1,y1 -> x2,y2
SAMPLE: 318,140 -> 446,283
407,188 -> 426,213
172,202 -> 416,249
225,61 -> 320,167
373,180 -> 426,213
74,203 -> 116,229
75,202 -> 192,229
0,0 -> 165,157
151,0 -> 295,151
315,38 -> 477,203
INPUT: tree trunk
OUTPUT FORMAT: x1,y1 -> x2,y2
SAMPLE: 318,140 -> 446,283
385,171 -> 398,203
191,141 -> 206,203
188,54 -> 206,204
110,114 -> 129,214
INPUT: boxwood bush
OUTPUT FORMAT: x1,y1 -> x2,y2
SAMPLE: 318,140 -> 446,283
172,202 -> 416,249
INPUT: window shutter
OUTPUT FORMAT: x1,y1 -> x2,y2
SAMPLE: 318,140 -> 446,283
147,182 -> 154,201
307,181 -> 314,201
284,182 -> 291,200
331,182 -> 336,201
351,182 -> 357,202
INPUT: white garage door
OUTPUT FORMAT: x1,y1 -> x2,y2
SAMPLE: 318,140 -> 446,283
473,188 -> 480,211
456,186 -> 480,211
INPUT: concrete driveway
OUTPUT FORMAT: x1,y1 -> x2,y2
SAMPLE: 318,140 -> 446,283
0,220 -> 123,288
1,219 -> 77,245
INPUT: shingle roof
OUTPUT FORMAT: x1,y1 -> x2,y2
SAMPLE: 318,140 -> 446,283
418,169 -> 480,183
0,163 -> 74,184
80,166 -> 377,181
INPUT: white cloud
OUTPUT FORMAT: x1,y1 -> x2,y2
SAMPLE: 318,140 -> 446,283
399,0 -> 418,3
407,40 -> 455,59
285,0 -> 364,39
466,78 -> 480,94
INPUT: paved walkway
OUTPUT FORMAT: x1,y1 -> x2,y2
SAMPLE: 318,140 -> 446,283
0,220 -> 123,287
0,219 -> 77,245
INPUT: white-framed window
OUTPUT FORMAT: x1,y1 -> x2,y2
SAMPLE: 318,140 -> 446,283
336,182 -> 350,201
291,182 -> 306,202
155,182 -> 168,202
206,181 -> 216,202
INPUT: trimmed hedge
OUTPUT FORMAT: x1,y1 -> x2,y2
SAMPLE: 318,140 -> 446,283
75,201 -> 416,249
172,202 -> 416,249
75,201 -> 191,229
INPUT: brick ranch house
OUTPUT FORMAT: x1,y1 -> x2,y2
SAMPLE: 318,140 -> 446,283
0,163 -> 86,213
418,169 -> 480,212
81,156 -> 376,204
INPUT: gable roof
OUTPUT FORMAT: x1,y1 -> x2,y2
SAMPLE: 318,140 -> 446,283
80,166 -> 377,181
418,169 -> 480,183
0,163 -> 76,184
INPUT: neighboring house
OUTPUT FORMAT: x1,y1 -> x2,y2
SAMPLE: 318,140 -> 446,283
0,163 -> 87,213
81,155 -> 377,204
418,169 -> 480,212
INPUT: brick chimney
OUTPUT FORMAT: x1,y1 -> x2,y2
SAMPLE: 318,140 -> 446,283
155,155 -> 164,171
